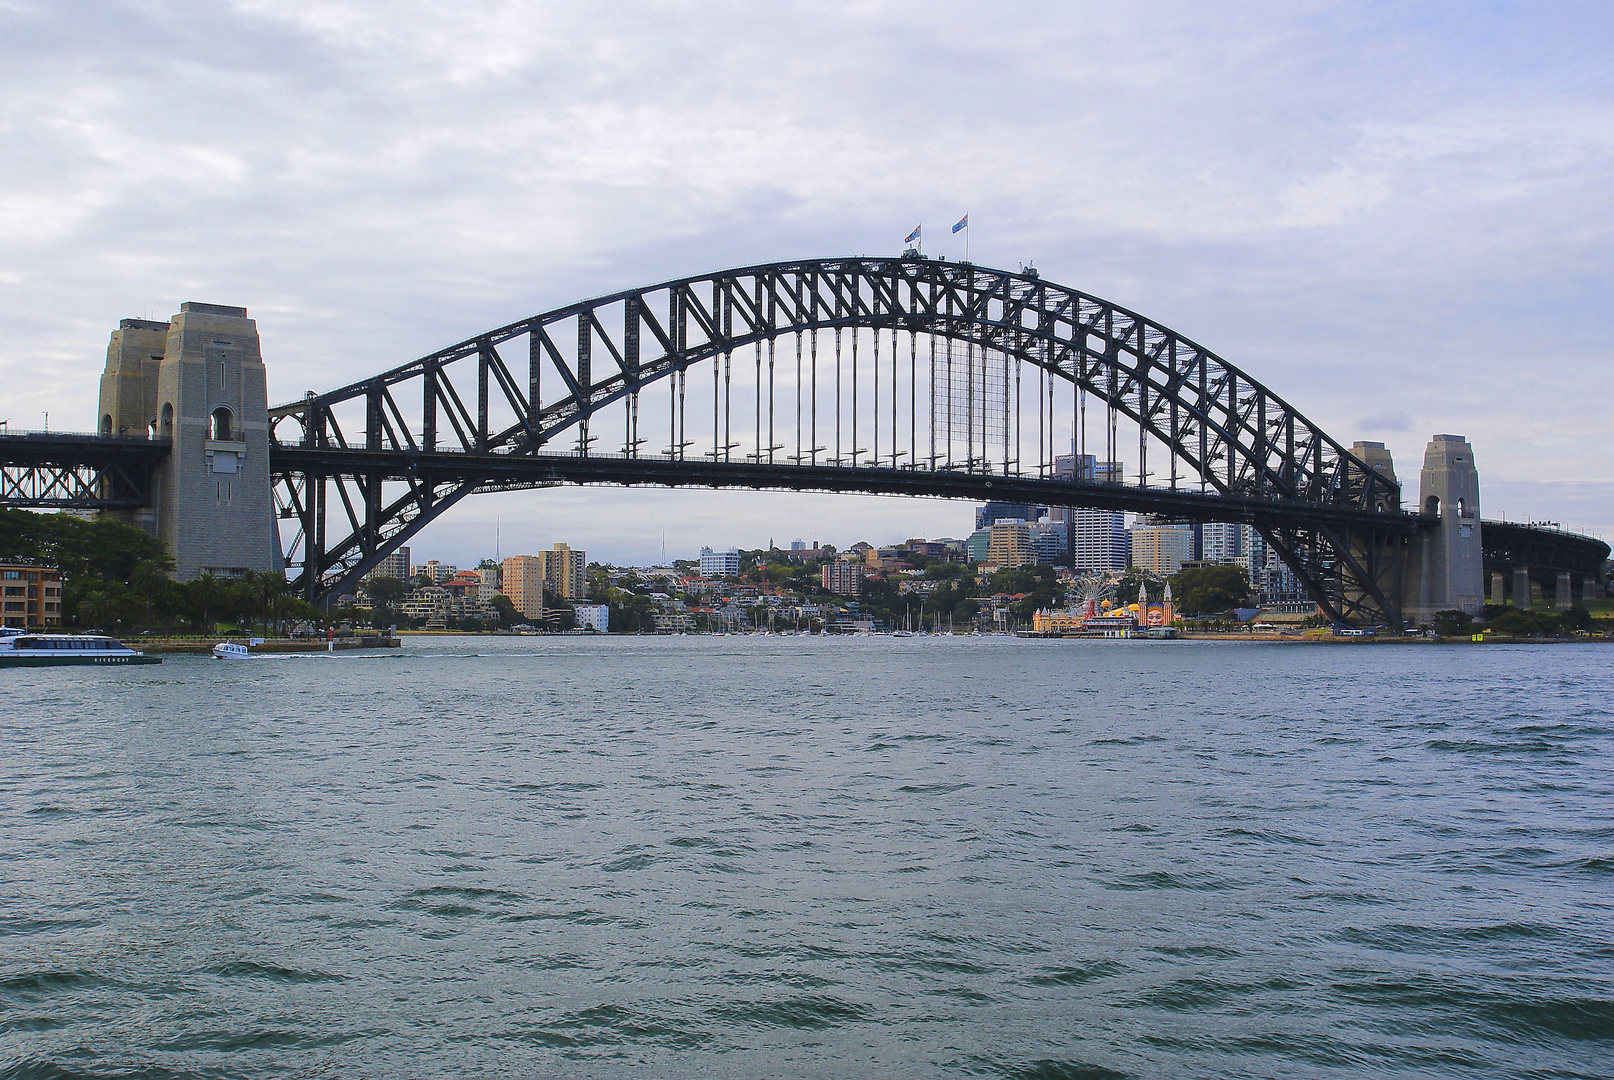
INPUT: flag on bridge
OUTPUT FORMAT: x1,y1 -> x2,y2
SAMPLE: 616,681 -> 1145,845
904,225 -> 921,244
952,214 -> 969,233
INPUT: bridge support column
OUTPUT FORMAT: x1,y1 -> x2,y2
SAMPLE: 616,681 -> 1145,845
1343,441 -> 1404,623
1586,578 -> 1600,605
1556,572 -> 1574,611
1402,435 -> 1484,624
1490,571 -> 1506,605
1513,566 -> 1531,609
98,303 -> 279,581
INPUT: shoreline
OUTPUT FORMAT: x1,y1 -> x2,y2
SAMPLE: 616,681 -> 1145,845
137,636 -> 400,654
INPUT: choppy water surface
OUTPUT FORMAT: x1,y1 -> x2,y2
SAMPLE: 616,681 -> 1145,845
3,636 -> 1612,1078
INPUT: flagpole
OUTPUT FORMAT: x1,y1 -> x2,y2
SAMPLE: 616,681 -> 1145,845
965,212 -> 970,263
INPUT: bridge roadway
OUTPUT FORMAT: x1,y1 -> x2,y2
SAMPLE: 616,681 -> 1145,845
0,431 -> 168,509
2,430 -> 1606,585
270,443 -> 1425,536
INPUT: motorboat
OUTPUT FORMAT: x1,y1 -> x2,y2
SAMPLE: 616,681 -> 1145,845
0,628 -> 160,666
211,641 -> 253,659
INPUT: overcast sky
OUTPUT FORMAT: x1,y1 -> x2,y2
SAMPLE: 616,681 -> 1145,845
4,1 -> 1610,565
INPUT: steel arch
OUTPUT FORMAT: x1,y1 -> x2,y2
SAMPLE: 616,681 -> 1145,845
269,257 -> 1413,616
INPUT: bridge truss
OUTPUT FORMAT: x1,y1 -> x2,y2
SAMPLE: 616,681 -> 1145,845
0,432 -> 167,510
269,257 -> 1423,621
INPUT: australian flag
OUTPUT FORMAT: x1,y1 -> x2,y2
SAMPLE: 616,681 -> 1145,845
952,214 -> 969,233
905,225 -> 921,244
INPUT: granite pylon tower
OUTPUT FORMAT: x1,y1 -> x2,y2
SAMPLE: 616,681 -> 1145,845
97,303 -> 280,580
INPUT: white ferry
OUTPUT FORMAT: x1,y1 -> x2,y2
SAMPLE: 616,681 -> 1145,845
211,641 -> 252,659
0,626 -> 161,667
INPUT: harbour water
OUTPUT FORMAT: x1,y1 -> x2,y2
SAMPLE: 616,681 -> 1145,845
4,636 -> 1611,1078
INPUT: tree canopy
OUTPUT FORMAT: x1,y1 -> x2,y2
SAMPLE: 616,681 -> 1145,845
1169,564 -> 1251,615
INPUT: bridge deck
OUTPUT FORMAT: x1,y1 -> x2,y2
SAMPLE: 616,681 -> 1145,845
269,443 -> 1429,535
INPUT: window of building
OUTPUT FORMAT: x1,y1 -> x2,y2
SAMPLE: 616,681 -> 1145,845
161,402 -> 174,436
210,406 -> 234,441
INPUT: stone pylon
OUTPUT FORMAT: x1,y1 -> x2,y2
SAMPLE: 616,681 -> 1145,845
98,303 -> 280,581
1402,435 -> 1485,624
1346,440 -> 1404,622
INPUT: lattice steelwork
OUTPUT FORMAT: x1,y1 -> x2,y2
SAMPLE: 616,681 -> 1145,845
0,433 -> 165,510
930,339 -> 1010,473
268,257 -> 1422,620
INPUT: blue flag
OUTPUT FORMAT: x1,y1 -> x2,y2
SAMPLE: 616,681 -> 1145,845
952,214 -> 968,233
905,225 -> 921,244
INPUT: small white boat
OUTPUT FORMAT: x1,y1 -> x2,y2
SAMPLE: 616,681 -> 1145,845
211,641 -> 253,659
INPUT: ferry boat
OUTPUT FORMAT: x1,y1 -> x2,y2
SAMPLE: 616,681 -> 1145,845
211,641 -> 252,659
0,627 -> 161,666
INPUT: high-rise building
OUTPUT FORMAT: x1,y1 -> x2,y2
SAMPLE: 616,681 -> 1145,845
1240,524 -> 1266,588
1050,454 -> 1126,487
966,527 -> 991,563
1069,509 -> 1129,571
986,521 -> 1034,568
699,547 -> 741,578
823,560 -> 861,595
1129,519 -> 1195,575
366,546 -> 410,582
1029,523 -> 1068,566
1236,525 -> 1303,605
1259,547 -> 1304,604
1200,523 -> 1241,564
544,543 -> 587,600
1053,453 -> 1095,482
975,502 -> 1042,530
500,555 -> 547,620
420,559 -> 456,585
1046,455 -> 1129,571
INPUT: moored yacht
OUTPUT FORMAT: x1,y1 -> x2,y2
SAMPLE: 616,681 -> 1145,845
0,628 -> 161,666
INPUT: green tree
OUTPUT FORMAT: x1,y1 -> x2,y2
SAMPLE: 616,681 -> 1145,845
130,559 -> 170,628
251,571 -> 288,630
1116,566 -> 1164,602
1559,604 -> 1593,633
188,572 -> 224,632
225,577 -> 250,629
363,575 -> 409,627
76,589 -> 117,631
1170,564 -> 1251,616
1432,609 -> 1475,636
488,593 -> 521,627
273,593 -> 321,634
1,508 -> 184,628
1487,608 -> 1558,637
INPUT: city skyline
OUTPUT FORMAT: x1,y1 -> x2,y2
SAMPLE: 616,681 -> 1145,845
4,3 -> 1611,562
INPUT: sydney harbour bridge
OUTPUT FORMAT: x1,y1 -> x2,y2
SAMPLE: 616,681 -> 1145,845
2,256 -> 1606,625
